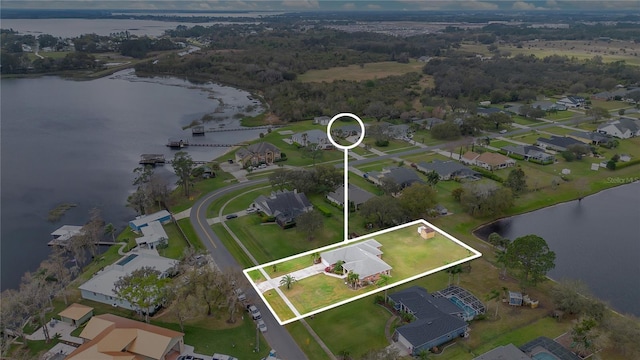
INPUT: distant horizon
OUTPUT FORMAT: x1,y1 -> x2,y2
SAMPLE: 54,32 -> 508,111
3,1 -> 640,12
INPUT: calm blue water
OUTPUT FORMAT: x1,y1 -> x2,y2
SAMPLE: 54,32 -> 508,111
476,182 -> 640,316
0,70 -> 263,290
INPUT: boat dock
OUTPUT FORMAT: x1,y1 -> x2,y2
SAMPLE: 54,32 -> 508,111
139,154 -> 166,166
48,225 -> 116,247
166,139 -> 249,148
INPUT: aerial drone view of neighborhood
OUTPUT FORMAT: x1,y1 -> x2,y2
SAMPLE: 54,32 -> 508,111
1,1 -> 640,360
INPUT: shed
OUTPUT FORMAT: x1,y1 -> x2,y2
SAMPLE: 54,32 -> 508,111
59,303 -> 94,326
417,225 -> 436,239
509,291 -> 523,306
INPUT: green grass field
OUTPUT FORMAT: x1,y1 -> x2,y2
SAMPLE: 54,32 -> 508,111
298,60 -> 425,83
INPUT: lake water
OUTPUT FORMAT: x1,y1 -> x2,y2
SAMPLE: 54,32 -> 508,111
0,70 -> 264,290
475,182 -> 640,316
0,18 -> 253,38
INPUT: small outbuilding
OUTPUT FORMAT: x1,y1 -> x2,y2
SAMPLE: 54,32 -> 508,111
509,291 -> 523,306
417,225 -> 436,239
58,303 -> 94,326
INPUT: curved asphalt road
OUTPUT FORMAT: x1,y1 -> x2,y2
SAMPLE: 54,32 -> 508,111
189,178 -> 312,360
188,112 -> 600,359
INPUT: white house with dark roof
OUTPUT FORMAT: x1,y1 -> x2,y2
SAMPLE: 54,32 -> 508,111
597,118 -> 640,139
253,189 -> 313,228
366,167 -> 424,188
502,145 -> 555,163
536,135 -> 585,152
79,253 -> 177,312
567,131 -> 611,145
321,239 -> 391,284
556,96 -> 585,108
235,142 -> 281,168
388,286 -> 468,356
326,184 -> 376,210
416,160 -> 479,181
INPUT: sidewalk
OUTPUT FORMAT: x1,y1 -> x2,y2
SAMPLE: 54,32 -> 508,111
257,263 -> 326,292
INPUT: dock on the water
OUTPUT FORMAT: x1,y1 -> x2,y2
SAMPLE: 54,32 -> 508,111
139,154 -> 166,166
48,225 -> 116,247
192,125 -> 205,136
166,139 -> 189,148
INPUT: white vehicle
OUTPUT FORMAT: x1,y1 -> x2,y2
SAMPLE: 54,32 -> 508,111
246,207 -> 257,213
247,304 -> 262,320
257,319 -> 267,332
499,129 -> 508,134
212,354 -> 238,360
234,288 -> 246,302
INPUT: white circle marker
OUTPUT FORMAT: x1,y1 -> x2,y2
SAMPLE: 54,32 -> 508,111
326,113 -> 366,150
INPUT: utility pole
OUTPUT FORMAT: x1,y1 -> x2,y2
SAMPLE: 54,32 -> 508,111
255,324 -> 260,352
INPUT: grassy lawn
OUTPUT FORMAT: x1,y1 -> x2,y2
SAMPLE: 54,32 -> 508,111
413,129 -> 451,146
270,256 -> 315,278
263,289 -> 297,320
511,115 -> 544,126
347,173 -> 383,196
167,172 -> 236,213
224,214 -> 342,264
507,132 -> 542,145
487,139 -> 511,148
540,126 -> 582,136
306,296 -> 390,358
258,221 -> 475,320
212,223 -> 258,268
285,322 -> 332,360
162,222 -> 190,259
298,60 -> 424,83
544,110 -> 575,121
364,138 -> 416,153
177,218 -> 206,250
590,99 -> 631,111
355,159 -> 399,173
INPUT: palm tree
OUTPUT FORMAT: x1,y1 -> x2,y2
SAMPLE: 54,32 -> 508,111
447,264 -> 463,286
486,289 -> 501,319
334,260 -> 345,274
104,223 -> 117,242
279,274 -> 297,290
417,349 -> 430,360
377,274 -> 391,303
310,252 -> 321,264
347,271 -> 360,289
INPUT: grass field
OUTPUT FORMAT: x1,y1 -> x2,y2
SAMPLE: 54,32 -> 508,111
298,60 -> 425,82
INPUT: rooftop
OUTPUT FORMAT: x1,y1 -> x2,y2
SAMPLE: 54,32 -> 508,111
58,303 -> 93,321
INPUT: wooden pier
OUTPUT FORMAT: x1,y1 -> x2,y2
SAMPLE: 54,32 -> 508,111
192,125 -> 205,136
166,140 -> 249,148
139,154 -> 166,166
166,139 -> 189,149
202,125 -> 282,133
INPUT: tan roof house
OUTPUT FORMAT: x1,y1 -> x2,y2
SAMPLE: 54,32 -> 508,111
235,142 -> 281,168
66,313 -> 184,360
58,303 -> 94,327
461,151 -> 515,171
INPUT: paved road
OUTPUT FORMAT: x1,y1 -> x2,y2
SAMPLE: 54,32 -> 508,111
189,178 -> 312,360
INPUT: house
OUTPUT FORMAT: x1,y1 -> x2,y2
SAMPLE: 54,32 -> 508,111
472,344 -> 530,360
66,314 -> 184,360
556,96 -> 585,108
321,239 -> 391,284
58,303 -> 94,327
332,124 -> 362,138
388,124 -> 412,140
461,152 -> 516,171
326,184 -> 375,210
501,145 -> 555,162
476,107 -> 504,117
235,142 -> 281,168
530,100 -> 566,112
79,253 -> 177,313
597,118 -> 640,139
536,136 -> 585,152
135,221 -> 168,249
388,286 -> 468,356
129,210 -> 171,232
253,190 -> 313,228
291,129 -> 333,149
366,167 -> 424,188
567,131 -> 610,145
416,160 -> 479,181
313,116 -> 331,125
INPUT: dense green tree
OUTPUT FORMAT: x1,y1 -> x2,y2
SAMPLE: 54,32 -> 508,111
113,266 -> 170,322
460,182 -> 513,217
296,210 -> 324,241
505,234 -> 556,288
398,183 -> 436,219
504,167 -> 528,195
172,151 -> 196,197
587,106 -> 611,123
431,121 -> 461,140
360,195 -> 404,228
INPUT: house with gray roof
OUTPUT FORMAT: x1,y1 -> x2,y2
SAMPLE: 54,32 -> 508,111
388,286 -> 468,356
235,142 -> 281,168
536,136 -> 585,152
476,107 -> 504,117
416,160 -> 479,181
531,100 -> 566,112
253,190 -> 313,228
291,129 -> 333,149
556,96 -> 585,108
567,131 -> 610,145
135,221 -> 168,249
366,167 -> 424,189
502,145 -> 555,163
321,239 -> 391,284
332,124 -> 363,138
326,184 -> 376,210
79,253 -> 177,313
597,118 -> 640,139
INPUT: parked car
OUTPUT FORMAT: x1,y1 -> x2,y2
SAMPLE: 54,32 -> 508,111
225,214 -> 238,220
499,129 -> 508,134
246,207 -> 257,213
212,354 -> 238,360
247,304 -> 262,320
177,355 -> 194,360
257,319 -> 267,332
234,288 -> 247,302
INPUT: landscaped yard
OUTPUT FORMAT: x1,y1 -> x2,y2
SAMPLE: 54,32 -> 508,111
251,220 -> 479,322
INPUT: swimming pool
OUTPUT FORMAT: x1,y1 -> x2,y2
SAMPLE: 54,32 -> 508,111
449,295 -> 477,318
116,254 -> 138,266
532,351 -> 558,360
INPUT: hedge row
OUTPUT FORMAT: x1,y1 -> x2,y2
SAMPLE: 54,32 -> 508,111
615,158 -> 640,169
316,205 -> 333,217
472,166 -> 504,183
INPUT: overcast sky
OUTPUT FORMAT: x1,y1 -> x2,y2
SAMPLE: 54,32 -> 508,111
3,0 -> 640,11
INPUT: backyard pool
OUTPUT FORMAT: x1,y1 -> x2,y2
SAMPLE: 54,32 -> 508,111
532,351 -> 558,360
450,295 -> 477,319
